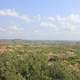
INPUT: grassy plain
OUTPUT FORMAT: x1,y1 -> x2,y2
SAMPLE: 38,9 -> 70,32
0,41 -> 80,80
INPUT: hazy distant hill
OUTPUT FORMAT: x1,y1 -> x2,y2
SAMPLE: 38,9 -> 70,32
0,39 -> 80,46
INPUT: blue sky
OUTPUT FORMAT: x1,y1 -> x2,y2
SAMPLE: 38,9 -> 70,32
0,0 -> 80,40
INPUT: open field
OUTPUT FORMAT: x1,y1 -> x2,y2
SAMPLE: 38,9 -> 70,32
0,41 -> 80,80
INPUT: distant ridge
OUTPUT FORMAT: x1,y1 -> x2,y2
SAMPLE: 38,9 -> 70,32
0,39 -> 80,45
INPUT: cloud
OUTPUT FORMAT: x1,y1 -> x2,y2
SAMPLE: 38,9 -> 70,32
40,21 -> 57,28
7,25 -> 24,34
39,14 -> 80,33
0,9 -> 80,40
0,27 -> 6,32
0,24 -> 24,35
34,30 -> 39,33
0,9 -> 33,22
0,9 -> 18,16
18,15 -> 32,22
0,9 -> 80,33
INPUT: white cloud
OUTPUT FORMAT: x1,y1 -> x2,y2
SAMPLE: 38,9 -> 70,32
34,30 -> 39,33
0,27 -> 6,32
0,9 -> 80,33
47,17 -> 55,21
18,15 -> 32,22
0,9 -> 33,22
40,14 -> 80,33
0,25 -> 24,36
0,9 -> 80,40
8,25 -> 23,32
40,21 -> 58,32
0,9 -> 18,16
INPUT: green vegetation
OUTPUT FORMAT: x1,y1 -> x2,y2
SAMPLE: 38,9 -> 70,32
0,41 -> 80,80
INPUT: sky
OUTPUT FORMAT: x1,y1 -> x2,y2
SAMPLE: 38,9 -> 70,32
0,0 -> 80,40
